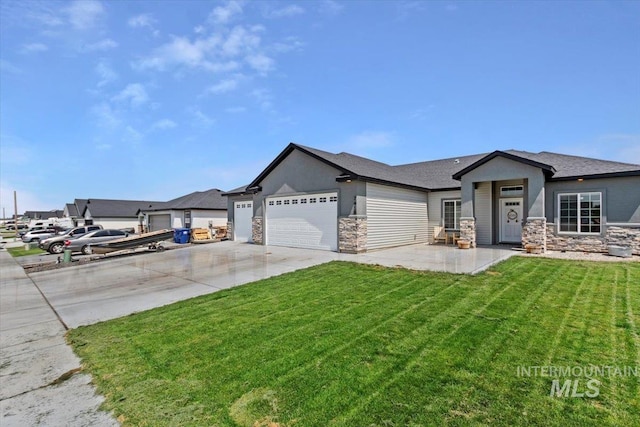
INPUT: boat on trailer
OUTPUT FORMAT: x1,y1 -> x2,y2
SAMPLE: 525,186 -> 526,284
91,229 -> 175,255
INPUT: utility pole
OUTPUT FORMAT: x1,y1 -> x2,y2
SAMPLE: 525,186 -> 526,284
14,191 -> 18,238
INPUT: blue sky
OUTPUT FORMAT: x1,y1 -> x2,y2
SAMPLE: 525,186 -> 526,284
1,0 -> 639,212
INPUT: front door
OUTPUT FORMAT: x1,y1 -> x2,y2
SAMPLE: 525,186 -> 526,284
500,198 -> 523,243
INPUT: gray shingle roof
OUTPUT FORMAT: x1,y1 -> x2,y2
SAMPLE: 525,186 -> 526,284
83,199 -> 162,218
249,143 -> 640,192
65,203 -> 79,217
222,184 -> 251,196
146,189 -> 227,211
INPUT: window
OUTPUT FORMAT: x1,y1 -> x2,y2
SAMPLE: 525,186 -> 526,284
319,197 -> 327,203
292,199 -> 298,204
443,200 -> 461,230
284,200 -> 290,205
559,192 -> 601,234
247,203 -> 252,208
500,185 -> 524,197
93,230 -> 109,237
268,201 -> 274,206
310,197 -> 317,203
330,196 -> 337,202
276,200 -> 282,205
300,198 -> 307,204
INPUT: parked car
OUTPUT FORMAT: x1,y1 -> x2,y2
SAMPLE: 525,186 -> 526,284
6,223 -> 28,230
39,225 -> 104,254
64,229 -> 129,255
21,228 -> 60,243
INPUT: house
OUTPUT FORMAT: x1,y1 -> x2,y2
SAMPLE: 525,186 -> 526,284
225,143 -> 640,255
24,210 -> 64,219
139,189 -> 228,231
63,199 -> 88,225
80,198 -> 162,231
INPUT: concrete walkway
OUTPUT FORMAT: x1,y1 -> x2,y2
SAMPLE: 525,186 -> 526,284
0,250 -> 118,426
0,241 -> 515,424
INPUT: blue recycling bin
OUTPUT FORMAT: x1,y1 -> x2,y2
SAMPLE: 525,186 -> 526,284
174,228 -> 190,244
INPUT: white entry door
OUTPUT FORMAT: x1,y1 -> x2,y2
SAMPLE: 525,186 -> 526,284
500,198 -> 523,243
234,201 -> 253,242
266,192 -> 338,251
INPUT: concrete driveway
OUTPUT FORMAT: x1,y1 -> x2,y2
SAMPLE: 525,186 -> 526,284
30,241 -> 515,328
2,241 -> 514,425
30,242 -> 342,328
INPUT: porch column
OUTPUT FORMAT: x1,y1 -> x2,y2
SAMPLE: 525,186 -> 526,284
252,216 -> 263,244
460,178 -> 476,248
522,172 -> 547,252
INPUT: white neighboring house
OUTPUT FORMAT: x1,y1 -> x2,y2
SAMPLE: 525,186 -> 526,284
140,189 -> 228,232
81,198 -> 162,231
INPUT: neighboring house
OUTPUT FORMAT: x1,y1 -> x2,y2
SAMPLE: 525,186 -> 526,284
81,198 -> 161,230
139,189 -> 228,231
225,143 -> 640,255
24,210 -> 64,219
63,199 -> 88,226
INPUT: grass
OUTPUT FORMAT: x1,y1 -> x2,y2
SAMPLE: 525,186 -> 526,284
6,246 -> 46,257
68,258 -> 640,427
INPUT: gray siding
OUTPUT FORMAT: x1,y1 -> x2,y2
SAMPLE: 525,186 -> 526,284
366,183 -> 428,249
475,181 -> 492,245
253,149 -> 365,218
545,176 -> 640,224
427,190 -> 461,242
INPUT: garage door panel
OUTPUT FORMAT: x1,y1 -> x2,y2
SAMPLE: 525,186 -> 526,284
149,214 -> 171,232
266,192 -> 337,251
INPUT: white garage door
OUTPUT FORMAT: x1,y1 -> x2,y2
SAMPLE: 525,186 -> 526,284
366,183 -> 428,250
234,201 -> 253,242
149,214 -> 171,231
266,192 -> 338,251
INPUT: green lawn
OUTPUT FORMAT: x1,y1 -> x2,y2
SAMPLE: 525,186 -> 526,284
69,258 -> 639,427
6,246 -> 46,257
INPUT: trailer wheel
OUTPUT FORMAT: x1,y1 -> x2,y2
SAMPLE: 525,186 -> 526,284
156,245 -> 165,253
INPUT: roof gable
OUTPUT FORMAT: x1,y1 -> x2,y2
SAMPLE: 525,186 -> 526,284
452,151 -> 556,180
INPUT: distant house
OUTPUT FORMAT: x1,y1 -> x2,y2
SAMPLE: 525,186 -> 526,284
81,198 -> 161,231
63,199 -> 88,225
23,210 -> 64,219
140,189 -> 227,231
225,143 -> 640,255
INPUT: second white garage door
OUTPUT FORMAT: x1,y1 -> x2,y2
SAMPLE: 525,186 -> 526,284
266,192 -> 338,251
148,214 -> 171,231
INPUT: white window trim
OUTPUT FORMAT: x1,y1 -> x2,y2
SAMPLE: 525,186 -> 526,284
557,192 -> 603,235
442,199 -> 461,231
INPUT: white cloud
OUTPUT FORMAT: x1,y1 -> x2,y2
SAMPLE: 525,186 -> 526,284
188,108 -> 215,128
21,43 -> 48,54
206,78 -> 239,94
65,0 -> 105,30
128,13 -> 156,28
251,88 -> 273,111
95,143 -> 112,150
150,119 -> 178,131
81,38 -> 118,52
245,53 -> 274,74
347,131 -> 395,149
319,0 -> 344,15
91,102 -> 120,128
0,60 -> 22,74
266,5 -> 305,19
271,37 -> 304,53
123,126 -> 143,144
222,26 -> 261,56
112,83 -> 149,107
208,0 -> 244,24
95,60 -> 118,87
135,34 -> 222,71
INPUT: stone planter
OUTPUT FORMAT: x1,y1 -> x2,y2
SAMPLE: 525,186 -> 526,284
457,240 -> 471,249
608,245 -> 632,258
525,243 -> 543,254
